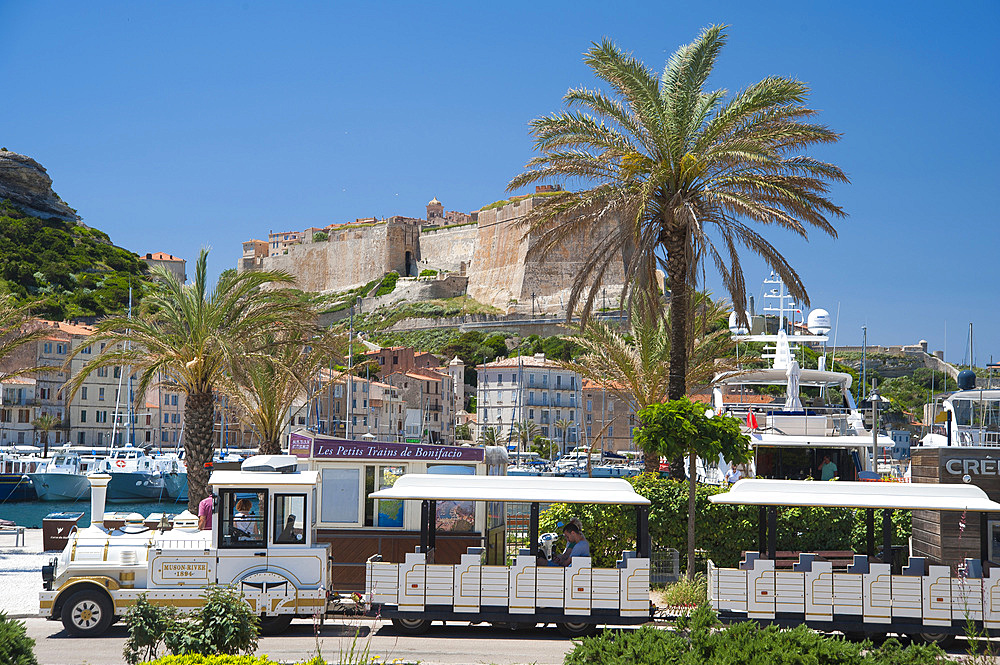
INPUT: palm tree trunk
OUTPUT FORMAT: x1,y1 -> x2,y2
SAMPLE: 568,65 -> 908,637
687,450 -> 697,580
666,222 -> 689,480
184,390 -> 216,514
259,436 -> 281,455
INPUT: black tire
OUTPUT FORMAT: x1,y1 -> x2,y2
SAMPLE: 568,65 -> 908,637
916,631 -> 955,647
557,621 -> 596,638
391,617 -> 431,635
259,614 -> 294,635
60,588 -> 114,637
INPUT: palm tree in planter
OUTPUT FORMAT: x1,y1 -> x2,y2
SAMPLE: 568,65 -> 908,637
508,25 -> 846,405
32,413 -> 61,457
218,327 -> 349,455
65,250 -> 317,513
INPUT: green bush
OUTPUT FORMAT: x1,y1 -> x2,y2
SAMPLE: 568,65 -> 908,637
565,605 -> 956,665
0,612 -> 37,665
374,272 -> 399,297
540,475 -> 911,569
658,574 -> 707,607
124,587 -> 259,664
418,268 -> 438,277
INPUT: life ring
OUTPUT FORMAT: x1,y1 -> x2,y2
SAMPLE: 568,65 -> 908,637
116,460 -> 126,468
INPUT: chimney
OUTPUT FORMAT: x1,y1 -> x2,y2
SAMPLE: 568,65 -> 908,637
88,473 -> 112,529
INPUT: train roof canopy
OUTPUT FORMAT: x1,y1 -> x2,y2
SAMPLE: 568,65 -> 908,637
710,479 -> 1000,512
369,473 -> 651,505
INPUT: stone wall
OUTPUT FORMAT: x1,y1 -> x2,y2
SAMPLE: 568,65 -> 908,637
255,218 -> 420,293
360,274 -> 469,310
419,224 -> 478,273
466,197 -> 625,314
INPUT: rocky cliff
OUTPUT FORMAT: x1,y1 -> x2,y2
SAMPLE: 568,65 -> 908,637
0,149 -> 81,224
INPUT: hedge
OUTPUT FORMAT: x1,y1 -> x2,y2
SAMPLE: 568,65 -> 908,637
540,475 -> 911,569
564,606 -> 955,665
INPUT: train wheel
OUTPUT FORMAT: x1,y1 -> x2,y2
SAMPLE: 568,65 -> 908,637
61,589 -> 114,637
391,617 -> 431,635
916,631 -> 955,647
557,621 -> 596,638
259,614 -> 294,635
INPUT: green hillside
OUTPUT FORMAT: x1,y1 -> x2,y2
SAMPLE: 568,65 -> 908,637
0,200 -> 151,320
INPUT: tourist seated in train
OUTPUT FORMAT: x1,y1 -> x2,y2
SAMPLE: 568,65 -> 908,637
540,521 -> 590,567
276,514 -> 300,543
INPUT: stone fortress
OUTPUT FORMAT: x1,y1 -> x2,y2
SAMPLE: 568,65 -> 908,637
239,188 -> 625,315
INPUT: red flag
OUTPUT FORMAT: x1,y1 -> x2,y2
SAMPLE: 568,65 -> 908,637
746,411 -> 758,430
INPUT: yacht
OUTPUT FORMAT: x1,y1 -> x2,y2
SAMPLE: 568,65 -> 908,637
28,450 -> 102,501
920,376 -> 1000,448
710,280 -> 892,481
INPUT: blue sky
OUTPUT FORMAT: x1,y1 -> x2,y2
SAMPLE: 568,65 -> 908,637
1,2 -> 997,365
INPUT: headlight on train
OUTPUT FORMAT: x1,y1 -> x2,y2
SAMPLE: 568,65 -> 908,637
41,557 -> 57,590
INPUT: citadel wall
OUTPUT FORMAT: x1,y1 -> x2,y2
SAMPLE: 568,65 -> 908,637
418,224 -> 478,273
257,220 -> 418,293
466,197 -> 625,314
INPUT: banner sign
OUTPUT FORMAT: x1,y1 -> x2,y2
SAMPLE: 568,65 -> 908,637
289,433 -> 484,463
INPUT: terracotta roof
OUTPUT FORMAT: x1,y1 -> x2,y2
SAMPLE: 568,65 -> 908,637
1,376 -> 36,385
145,252 -> 183,262
478,355 -> 560,370
33,319 -> 96,337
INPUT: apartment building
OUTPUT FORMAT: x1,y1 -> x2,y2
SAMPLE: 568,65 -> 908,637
476,354 -> 582,449
268,230 -> 304,256
384,368 -> 456,444
293,373 -> 407,442
141,252 -> 187,283
366,347 -> 442,375
0,377 -> 37,446
582,380 -> 638,453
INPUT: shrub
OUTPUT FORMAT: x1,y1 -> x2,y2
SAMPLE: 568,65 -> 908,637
0,612 -> 37,665
312,231 -> 328,242
418,268 -> 438,277
165,586 -> 258,657
658,574 -> 707,607
123,587 -> 259,664
374,272 -> 399,297
564,605 -> 957,665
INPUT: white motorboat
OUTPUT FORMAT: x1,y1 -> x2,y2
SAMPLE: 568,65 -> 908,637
28,450 -> 103,501
96,445 -> 167,502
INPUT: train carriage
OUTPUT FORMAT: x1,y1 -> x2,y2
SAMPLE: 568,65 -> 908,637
363,473 -> 653,636
707,479 -> 1000,642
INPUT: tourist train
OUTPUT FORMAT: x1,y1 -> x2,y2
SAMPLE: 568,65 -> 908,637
39,441 -> 652,638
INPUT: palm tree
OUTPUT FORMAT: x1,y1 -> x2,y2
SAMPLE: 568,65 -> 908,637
554,418 -> 572,457
65,250 -> 316,513
564,293 -> 736,472
218,328 -> 347,455
0,293 -> 55,382
512,420 -> 540,456
508,25 -> 846,403
32,413 -> 61,457
480,426 -> 499,447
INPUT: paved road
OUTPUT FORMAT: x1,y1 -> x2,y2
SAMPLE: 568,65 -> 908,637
24,617 -> 578,665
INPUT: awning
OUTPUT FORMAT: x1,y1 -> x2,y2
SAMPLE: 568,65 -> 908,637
369,473 -> 651,505
709,478 -> 1000,512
